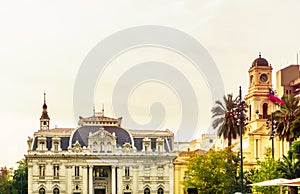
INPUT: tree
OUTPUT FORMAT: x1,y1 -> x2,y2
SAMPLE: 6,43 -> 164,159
11,158 -> 28,194
0,166 -> 13,194
275,94 -> 300,146
211,94 -> 239,146
246,148 -> 283,194
278,141 -> 300,194
184,148 -> 239,193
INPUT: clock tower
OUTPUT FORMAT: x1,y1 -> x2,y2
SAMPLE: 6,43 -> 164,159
242,54 -> 286,169
245,53 -> 275,123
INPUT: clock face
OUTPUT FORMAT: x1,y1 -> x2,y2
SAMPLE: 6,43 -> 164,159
260,73 -> 268,82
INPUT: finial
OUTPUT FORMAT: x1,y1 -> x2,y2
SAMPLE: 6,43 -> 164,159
259,52 -> 261,58
44,92 -> 46,104
93,105 -> 95,116
297,53 -> 298,65
102,104 -> 104,116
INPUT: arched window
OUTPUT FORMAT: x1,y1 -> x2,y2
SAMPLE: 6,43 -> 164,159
39,188 -> 45,194
100,142 -> 105,153
107,142 -> 112,153
263,103 -> 268,119
92,142 -> 98,153
144,188 -> 150,194
158,188 -> 164,194
53,188 -> 59,194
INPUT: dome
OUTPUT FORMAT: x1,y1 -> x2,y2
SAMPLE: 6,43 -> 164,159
71,126 -> 132,147
252,54 -> 269,67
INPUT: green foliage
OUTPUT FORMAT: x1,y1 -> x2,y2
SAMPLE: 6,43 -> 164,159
275,94 -> 300,145
11,158 -> 28,194
278,141 -> 300,194
211,94 -> 239,146
246,148 -> 283,194
184,148 -> 239,193
0,166 -> 13,194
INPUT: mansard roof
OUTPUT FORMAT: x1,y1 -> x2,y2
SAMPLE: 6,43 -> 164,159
71,126 -> 132,148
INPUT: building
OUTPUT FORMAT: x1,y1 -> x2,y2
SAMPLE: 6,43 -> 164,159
26,94 -> 176,194
276,64 -> 300,97
242,54 -> 289,169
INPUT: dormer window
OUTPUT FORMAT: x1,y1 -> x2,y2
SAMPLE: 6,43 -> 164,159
52,137 -> 61,152
54,142 -> 59,151
37,136 -> 47,151
142,137 -> 151,153
40,142 -> 45,151
156,137 -> 164,153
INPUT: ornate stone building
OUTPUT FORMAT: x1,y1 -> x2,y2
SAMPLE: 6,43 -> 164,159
242,54 -> 290,169
26,95 -> 176,194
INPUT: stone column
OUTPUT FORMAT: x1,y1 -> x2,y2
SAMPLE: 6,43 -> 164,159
89,165 -> 93,194
111,165 -> 116,194
169,163 -> 174,194
27,164 -> 33,193
117,166 -> 123,194
66,165 -> 72,194
82,165 -> 88,194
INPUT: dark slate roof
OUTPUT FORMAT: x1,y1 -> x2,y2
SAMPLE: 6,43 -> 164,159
252,56 -> 269,67
71,126 -> 132,148
32,136 -> 70,151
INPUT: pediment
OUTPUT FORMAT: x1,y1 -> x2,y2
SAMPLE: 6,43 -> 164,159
88,127 -> 116,141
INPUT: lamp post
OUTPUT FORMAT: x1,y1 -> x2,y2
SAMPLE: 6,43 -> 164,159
266,113 -> 277,158
235,86 -> 248,193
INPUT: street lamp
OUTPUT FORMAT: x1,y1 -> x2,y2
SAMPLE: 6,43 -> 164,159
266,113 -> 277,158
234,86 -> 248,193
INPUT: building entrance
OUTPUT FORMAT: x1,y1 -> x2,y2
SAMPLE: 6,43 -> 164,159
95,189 -> 106,194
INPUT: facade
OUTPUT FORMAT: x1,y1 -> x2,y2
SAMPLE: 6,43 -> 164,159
242,54 -> 290,169
26,96 -> 176,194
276,64 -> 300,97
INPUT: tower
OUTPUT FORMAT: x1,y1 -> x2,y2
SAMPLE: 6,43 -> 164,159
245,53 -> 275,123
40,93 -> 50,130
242,54 -> 284,168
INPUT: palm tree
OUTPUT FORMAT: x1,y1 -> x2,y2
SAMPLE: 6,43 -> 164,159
275,94 -> 300,146
211,94 -> 239,147
277,141 -> 300,194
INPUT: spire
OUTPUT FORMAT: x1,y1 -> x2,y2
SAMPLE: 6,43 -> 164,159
43,92 -> 47,110
259,52 -> 261,58
40,92 -> 50,130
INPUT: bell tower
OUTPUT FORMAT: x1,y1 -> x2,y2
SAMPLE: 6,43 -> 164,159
40,92 -> 50,130
245,53 -> 275,123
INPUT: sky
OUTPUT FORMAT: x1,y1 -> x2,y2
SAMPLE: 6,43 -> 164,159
1,0 -> 300,168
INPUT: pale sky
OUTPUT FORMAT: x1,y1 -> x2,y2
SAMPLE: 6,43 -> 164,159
1,0 -> 300,168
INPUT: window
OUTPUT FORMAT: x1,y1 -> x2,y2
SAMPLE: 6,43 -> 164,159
40,142 -> 45,151
92,142 -> 98,153
75,166 -> 80,177
125,167 -> 130,177
263,103 -> 268,119
158,188 -> 164,194
100,142 -> 105,153
144,188 -> 150,194
107,142 -> 112,153
157,166 -> 163,177
39,188 -> 45,194
209,139 -> 213,143
54,142 -> 59,151
39,165 -> 45,178
53,165 -> 59,178
53,188 -> 59,194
